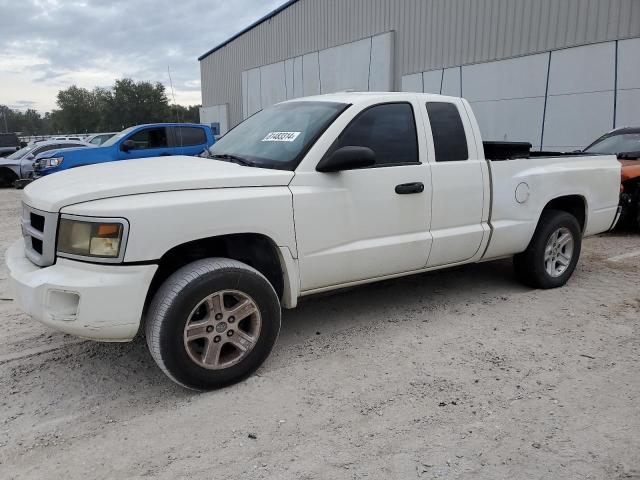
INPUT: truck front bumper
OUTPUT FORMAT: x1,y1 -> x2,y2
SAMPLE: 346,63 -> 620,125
6,239 -> 157,341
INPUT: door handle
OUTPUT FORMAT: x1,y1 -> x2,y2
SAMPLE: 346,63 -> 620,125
159,152 -> 172,156
395,182 -> 424,194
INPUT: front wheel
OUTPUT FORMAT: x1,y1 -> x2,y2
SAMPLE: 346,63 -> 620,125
513,210 -> 582,289
146,258 -> 281,390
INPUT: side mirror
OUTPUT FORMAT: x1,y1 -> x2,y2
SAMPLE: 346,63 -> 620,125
316,146 -> 376,173
121,139 -> 136,152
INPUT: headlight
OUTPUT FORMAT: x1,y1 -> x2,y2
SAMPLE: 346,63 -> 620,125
41,156 -> 64,168
56,216 -> 128,262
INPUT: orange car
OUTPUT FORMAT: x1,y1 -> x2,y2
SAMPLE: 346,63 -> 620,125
584,127 -> 640,229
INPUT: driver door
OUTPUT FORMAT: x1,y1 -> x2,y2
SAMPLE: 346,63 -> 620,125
118,127 -> 173,159
290,101 -> 433,292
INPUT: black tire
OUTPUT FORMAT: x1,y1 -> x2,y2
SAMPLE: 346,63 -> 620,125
146,258 -> 281,390
513,210 -> 582,289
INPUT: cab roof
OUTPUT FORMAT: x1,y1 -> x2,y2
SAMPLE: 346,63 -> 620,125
282,91 -> 462,106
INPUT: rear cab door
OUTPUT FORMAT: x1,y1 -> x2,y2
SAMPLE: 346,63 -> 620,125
418,97 -> 491,267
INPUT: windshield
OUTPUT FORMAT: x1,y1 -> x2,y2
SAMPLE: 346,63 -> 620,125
6,144 -> 36,160
584,132 -> 640,155
208,101 -> 349,170
101,126 -> 136,147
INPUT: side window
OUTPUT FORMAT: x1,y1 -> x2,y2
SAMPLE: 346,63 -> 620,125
175,127 -> 207,146
127,128 -> 168,150
425,102 -> 469,162
334,103 -> 419,166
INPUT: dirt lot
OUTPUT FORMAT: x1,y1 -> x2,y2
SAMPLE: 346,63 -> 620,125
0,187 -> 638,479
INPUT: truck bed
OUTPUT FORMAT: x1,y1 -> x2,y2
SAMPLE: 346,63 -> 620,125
482,152 -> 621,260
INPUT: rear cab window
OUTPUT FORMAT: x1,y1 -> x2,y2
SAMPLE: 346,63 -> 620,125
425,102 -> 469,162
175,126 -> 207,146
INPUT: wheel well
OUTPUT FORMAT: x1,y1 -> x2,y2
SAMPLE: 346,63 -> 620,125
144,233 -> 285,311
0,167 -> 18,185
542,195 -> 587,231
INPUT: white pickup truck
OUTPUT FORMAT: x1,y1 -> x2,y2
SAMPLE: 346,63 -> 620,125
6,92 -> 621,390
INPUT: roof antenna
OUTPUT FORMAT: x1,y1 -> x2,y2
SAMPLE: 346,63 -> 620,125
168,65 -> 183,147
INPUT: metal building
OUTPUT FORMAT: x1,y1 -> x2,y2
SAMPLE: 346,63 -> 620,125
199,0 -> 640,150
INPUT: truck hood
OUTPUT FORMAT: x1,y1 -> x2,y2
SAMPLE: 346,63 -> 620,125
23,156 -> 294,212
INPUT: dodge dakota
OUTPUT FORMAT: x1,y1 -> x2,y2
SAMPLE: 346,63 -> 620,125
6,93 -> 622,390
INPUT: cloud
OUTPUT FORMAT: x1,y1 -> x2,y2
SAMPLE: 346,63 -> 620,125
0,0 -> 284,111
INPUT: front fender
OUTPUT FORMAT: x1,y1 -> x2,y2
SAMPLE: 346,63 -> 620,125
59,187 -> 298,262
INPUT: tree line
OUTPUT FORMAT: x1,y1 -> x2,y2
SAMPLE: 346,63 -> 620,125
0,78 -> 200,136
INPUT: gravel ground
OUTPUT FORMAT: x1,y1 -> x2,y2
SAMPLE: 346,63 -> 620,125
0,187 -> 639,479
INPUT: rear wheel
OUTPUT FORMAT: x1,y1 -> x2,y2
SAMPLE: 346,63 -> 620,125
146,258 -> 281,390
514,210 -> 582,289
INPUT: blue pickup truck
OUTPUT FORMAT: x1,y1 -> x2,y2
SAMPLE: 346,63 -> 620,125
34,123 -> 215,177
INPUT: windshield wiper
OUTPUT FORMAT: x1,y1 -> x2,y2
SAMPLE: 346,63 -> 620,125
209,153 -> 255,167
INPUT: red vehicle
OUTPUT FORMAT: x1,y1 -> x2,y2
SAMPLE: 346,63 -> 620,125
584,127 -> 640,229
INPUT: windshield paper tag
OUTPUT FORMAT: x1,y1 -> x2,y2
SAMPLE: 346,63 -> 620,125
261,131 -> 301,142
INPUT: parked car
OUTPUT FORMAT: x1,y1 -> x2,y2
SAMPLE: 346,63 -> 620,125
33,123 -> 215,177
0,140 -> 94,187
0,133 -> 21,157
7,92 -> 621,390
51,136 -> 85,142
583,127 -> 640,229
84,132 -> 117,146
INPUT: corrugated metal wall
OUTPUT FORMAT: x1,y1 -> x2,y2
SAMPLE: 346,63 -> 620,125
200,0 -> 640,127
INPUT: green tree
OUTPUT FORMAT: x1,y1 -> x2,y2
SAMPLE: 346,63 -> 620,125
55,85 -> 100,133
108,79 -> 172,129
3,77 -> 202,137
0,105 -> 53,135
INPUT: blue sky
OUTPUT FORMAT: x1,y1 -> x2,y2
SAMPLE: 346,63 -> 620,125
0,0 -> 283,112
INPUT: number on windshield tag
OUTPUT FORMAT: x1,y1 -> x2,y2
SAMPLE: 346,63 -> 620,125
261,132 -> 301,142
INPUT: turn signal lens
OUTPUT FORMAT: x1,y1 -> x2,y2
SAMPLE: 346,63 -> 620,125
97,224 -> 120,236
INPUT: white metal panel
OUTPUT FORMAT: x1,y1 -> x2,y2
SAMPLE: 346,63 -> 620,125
422,70 -> 443,94
293,56 -> 304,98
241,71 -> 248,119
200,104 -> 229,134
441,67 -> 461,96
548,42 -> 615,95
302,52 -> 320,95
260,61 -> 287,109
200,0 -> 639,128
247,67 -> 262,116
199,105 -> 217,125
462,53 -> 549,101
401,73 -> 422,92
369,31 -> 394,91
319,37 -> 371,93
285,58 -> 295,99
218,104 -> 229,134
616,89 -> 640,128
543,91 -> 615,150
617,37 -> 640,90
471,97 -> 545,146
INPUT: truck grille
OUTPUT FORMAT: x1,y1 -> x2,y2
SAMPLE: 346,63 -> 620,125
21,203 -> 57,267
